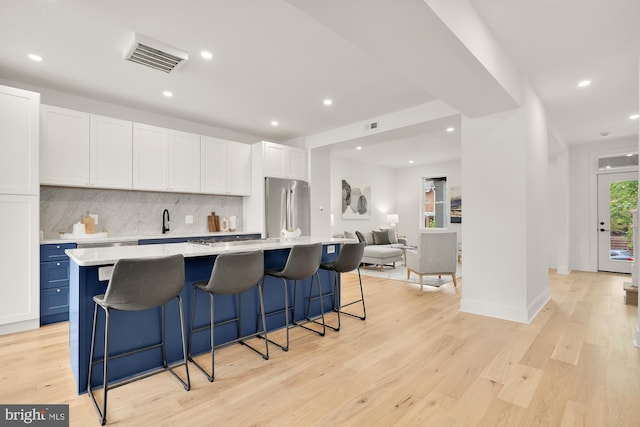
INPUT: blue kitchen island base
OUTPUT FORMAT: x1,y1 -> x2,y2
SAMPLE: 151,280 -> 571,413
68,244 -> 339,394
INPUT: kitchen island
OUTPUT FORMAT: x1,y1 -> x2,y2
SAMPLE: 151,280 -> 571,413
66,237 -> 348,394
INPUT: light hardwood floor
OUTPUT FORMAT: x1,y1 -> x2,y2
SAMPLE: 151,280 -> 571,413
1,270 -> 638,426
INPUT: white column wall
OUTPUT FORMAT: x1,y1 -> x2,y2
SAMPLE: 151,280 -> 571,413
460,81 -> 550,323
524,86 -> 551,307
549,152 -> 571,274
309,146 -> 332,238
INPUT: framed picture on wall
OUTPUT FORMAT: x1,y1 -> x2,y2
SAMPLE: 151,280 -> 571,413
342,179 -> 371,219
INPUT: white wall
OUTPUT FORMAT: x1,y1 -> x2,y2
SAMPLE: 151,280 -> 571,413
394,159 -> 462,247
309,146 -> 332,237
459,80 -> 550,323
330,156 -> 396,235
569,136 -> 638,271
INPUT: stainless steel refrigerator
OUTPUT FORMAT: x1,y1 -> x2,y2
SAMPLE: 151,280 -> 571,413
265,177 -> 310,238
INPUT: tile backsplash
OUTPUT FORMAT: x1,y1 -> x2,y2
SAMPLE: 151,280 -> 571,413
40,186 -> 244,238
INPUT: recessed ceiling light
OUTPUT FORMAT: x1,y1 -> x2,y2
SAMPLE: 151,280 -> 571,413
629,114 -> 639,120
28,53 -> 43,62
323,99 -> 333,106
577,80 -> 591,88
356,146 -> 362,150
409,160 -> 414,164
446,127 -> 455,132
271,121 -> 279,126
200,51 -> 213,60
163,91 -> 173,97
600,131 -> 610,137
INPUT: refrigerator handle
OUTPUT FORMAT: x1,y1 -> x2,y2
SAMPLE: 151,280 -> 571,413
286,188 -> 292,231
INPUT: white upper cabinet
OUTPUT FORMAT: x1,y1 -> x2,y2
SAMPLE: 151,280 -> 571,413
200,136 -> 227,194
0,86 -> 39,195
287,147 -> 307,181
133,124 -> 201,193
201,136 -> 251,196
40,105 -> 90,187
169,130 -> 200,193
132,123 -> 169,191
90,115 -> 133,189
263,142 -> 286,178
227,142 -> 251,195
263,141 -> 307,181
39,104 -> 250,196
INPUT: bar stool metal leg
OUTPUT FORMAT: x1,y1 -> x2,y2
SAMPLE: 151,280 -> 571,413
188,249 -> 269,381
339,267 -> 366,320
301,272 -> 327,335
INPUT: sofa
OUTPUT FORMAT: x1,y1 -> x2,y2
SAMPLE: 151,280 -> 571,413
354,229 -> 407,270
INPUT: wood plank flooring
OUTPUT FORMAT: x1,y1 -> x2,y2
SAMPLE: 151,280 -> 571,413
0,269 -> 638,426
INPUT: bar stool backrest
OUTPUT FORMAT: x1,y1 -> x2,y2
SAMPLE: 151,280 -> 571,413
204,250 -> 264,295
280,243 -> 322,280
332,242 -> 365,273
102,254 -> 185,311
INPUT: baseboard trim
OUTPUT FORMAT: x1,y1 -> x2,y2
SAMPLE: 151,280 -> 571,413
460,288 -> 551,324
0,318 -> 39,336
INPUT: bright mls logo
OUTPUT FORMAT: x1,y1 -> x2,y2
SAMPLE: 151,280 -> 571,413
1,405 -> 68,426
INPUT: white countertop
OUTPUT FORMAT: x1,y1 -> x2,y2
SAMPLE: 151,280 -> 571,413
65,236 -> 354,266
41,230 -> 261,245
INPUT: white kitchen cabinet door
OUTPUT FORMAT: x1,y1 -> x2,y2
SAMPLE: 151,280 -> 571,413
169,130 -> 200,193
201,137 -> 251,196
40,105 -> 90,187
263,141 -> 286,178
0,195 -> 39,334
227,142 -> 251,195
133,123 -> 169,191
0,86 -> 39,196
200,136 -> 227,194
263,141 -> 307,181
287,147 -> 307,181
90,115 -> 133,189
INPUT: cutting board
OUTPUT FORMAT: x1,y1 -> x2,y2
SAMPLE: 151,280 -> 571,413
208,215 -> 218,232
82,216 -> 96,234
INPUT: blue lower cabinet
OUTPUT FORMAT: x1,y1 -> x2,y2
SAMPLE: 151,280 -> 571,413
40,243 -> 75,325
41,286 -> 70,323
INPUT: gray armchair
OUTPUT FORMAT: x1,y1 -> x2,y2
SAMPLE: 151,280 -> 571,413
406,231 -> 458,289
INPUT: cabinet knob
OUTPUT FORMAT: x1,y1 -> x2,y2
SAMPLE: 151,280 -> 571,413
56,245 -> 60,249
56,288 -> 61,293
57,262 -> 61,266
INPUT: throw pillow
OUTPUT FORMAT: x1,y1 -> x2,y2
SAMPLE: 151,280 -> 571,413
344,231 -> 356,239
363,231 -> 375,245
372,230 -> 391,245
380,228 -> 398,244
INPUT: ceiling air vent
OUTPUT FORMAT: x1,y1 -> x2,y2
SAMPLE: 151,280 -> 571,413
123,34 -> 188,74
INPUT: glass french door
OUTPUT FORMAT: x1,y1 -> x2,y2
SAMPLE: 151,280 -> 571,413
597,172 -> 638,273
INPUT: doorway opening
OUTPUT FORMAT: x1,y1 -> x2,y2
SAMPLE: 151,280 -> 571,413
597,166 -> 638,273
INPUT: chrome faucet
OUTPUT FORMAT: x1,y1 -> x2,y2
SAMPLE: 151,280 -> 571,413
162,209 -> 170,234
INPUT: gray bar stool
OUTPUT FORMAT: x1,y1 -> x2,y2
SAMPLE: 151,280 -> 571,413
87,254 -> 190,426
188,250 -> 267,382
318,242 -> 366,331
263,242 -> 324,351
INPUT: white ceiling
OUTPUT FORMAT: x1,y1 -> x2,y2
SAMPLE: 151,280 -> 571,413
0,0 -> 638,168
